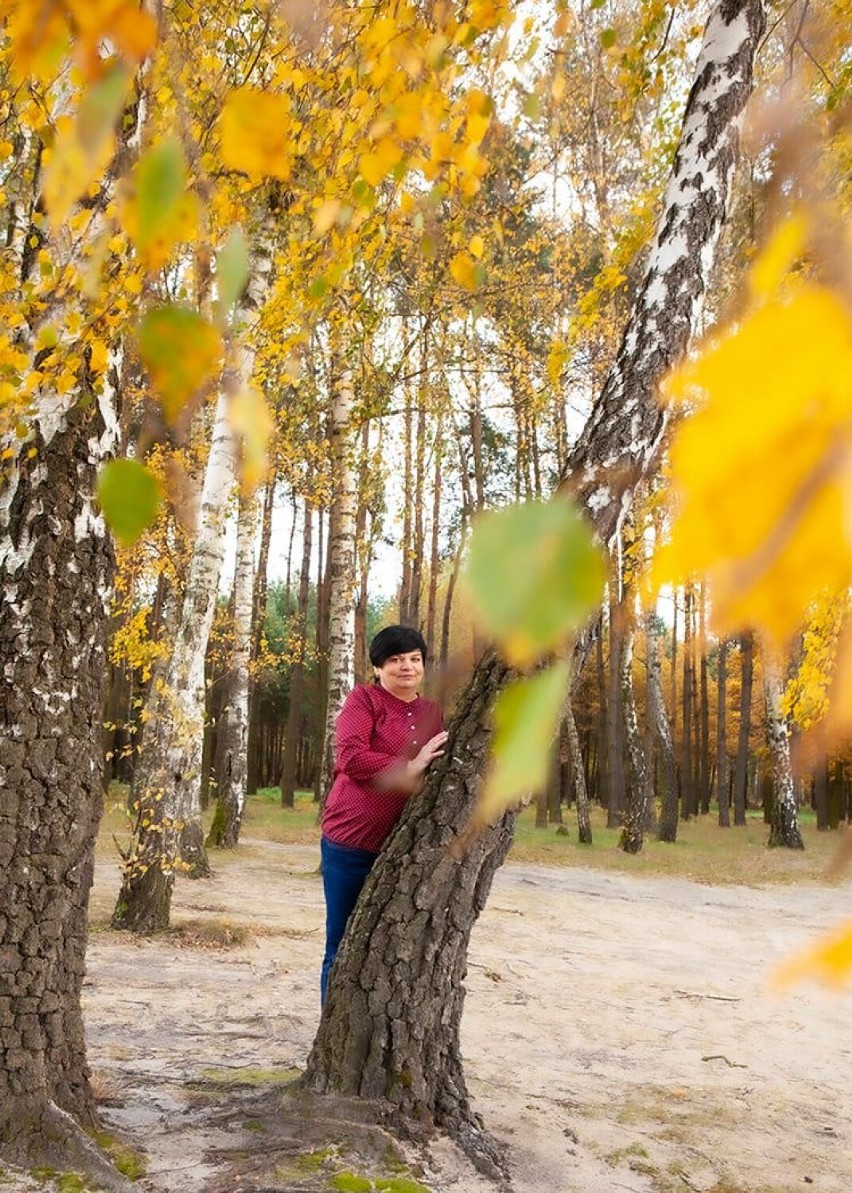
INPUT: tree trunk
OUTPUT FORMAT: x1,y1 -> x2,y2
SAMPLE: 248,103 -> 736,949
620,590 -> 650,854
208,492 -> 256,848
246,471 -> 276,794
0,378 -> 134,1188
605,584 -> 626,827
733,630 -> 753,825
699,584 -> 711,814
681,586 -> 694,819
564,695 -> 593,844
647,604 -> 680,843
764,656 -> 805,849
317,356 -> 358,802
281,499 -> 313,808
304,654 -> 514,1176
306,0 -> 765,1156
717,638 -> 730,826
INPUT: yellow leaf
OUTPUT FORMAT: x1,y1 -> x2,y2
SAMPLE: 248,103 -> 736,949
314,198 -> 342,234
466,112 -> 490,147
449,251 -> 477,290
469,233 -> 485,260
749,212 -> 808,302
551,72 -> 567,102
230,387 -> 273,493
220,88 -> 293,180
774,920 -> 852,991
654,283 -> 852,645
359,137 -> 403,187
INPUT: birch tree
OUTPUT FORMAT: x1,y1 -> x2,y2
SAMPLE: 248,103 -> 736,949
305,0 -> 766,1167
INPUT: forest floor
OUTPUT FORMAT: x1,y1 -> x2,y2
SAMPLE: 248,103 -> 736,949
5,817 -> 852,1193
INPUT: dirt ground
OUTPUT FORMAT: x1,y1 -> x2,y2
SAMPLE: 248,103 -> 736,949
8,839 -> 852,1193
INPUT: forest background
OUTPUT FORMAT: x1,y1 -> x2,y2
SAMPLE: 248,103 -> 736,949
1,0 -> 851,1188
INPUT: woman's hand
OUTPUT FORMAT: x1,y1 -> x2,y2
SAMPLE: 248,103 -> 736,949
375,730 -> 449,794
407,731 -> 449,781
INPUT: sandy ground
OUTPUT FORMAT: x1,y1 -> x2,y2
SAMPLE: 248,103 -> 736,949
8,840 -> 852,1193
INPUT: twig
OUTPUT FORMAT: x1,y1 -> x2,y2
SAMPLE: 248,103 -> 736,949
674,990 -> 741,1002
702,1054 -> 748,1069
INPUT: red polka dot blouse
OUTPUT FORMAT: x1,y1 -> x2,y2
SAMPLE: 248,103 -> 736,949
321,683 -> 444,852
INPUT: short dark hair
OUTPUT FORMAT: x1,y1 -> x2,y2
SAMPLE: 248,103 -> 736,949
369,625 -> 427,668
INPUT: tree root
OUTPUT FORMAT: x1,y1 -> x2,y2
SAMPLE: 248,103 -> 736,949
0,1100 -> 136,1193
443,1113 -> 511,1187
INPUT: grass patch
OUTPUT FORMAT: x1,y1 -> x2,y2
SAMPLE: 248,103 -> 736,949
168,917 -> 255,950
192,1065 -> 301,1088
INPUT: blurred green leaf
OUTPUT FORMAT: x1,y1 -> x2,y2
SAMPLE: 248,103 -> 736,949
138,305 -> 223,422
77,62 -> 129,155
478,663 -> 571,824
137,138 -> 185,250
98,459 -> 161,547
465,497 -> 605,666
216,228 -> 249,312
600,27 -> 617,48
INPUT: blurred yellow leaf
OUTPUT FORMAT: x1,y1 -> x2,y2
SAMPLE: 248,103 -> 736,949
654,283 -> 852,645
230,387 -> 273,493
749,212 -> 808,303
138,306 -> 223,423
774,919 -> 852,991
220,88 -> 293,180
359,137 -> 403,187
449,251 -> 478,290
469,233 -> 485,259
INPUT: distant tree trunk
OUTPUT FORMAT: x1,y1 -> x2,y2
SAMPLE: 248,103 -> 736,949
681,585 -> 694,819
648,604 -> 680,843
764,656 -> 805,849
398,370 -> 414,624
814,759 -> 828,831
246,471 -> 276,794
699,583 -> 711,814
306,0 -> 766,1162
313,505 -> 330,801
620,582 -> 650,854
717,638 -> 730,827
732,630 -> 753,825
596,629 -> 608,808
605,584 -> 626,827
564,697 -> 593,844
353,421 -> 372,687
282,500 -> 314,808
317,356 -> 358,802
425,433 -> 443,667
208,492 -> 256,848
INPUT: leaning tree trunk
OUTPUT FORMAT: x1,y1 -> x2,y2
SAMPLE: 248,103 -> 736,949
208,491 -> 257,848
112,220 -> 275,930
764,655 -> 805,849
305,0 -> 766,1161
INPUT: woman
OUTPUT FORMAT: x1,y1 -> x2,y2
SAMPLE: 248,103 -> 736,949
320,625 -> 447,1005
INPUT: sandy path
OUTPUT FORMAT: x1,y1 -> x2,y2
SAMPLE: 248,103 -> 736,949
19,842 -> 848,1193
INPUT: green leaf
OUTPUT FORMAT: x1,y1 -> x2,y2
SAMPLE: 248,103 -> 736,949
216,228 -> 249,312
307,276 -> 329,300
77,62 -> 130,156
137,138 -> 185,250
590,0 -> 605,8
480,663 -> 571,823
98,459 -> 161,547
600,27 -> 617,48
138,305 -> 223,422
464,497 -> 606,666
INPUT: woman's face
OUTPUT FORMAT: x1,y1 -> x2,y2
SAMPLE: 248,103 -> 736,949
375,650 -> 424,701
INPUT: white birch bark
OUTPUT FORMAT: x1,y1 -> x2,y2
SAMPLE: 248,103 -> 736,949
763,654 -> 805,849
208,490 -> 257,847
113,223 -> 276,931
318,356 -> 358,799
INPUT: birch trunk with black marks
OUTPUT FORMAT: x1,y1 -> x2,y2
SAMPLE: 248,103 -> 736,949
246,472 -> 275,794
305,0 -> 765,1164
764,656 -> 805,849
317,358 -> 358,802
0,30 -> 155,1183
208,492 -> 257,848
563,696 -> 593,844
620,592 -> 650,854
112,225 -> 274,931
281,499 -> 313,808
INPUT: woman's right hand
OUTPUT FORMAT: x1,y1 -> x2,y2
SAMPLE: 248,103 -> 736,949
409,730 -> 448,778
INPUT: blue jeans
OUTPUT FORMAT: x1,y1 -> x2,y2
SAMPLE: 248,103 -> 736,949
320,836 -> 379,1006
